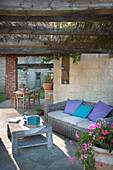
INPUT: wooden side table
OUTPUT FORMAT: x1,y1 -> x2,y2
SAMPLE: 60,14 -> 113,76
7,121 -> 53,155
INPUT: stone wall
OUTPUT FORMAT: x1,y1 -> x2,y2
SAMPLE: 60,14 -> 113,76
0,57 -> 6,92
54,54 -> 113,105
18,57 -> 53,89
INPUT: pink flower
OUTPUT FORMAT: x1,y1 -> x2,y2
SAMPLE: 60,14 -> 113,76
111,139 -> 113,143
95,162 -> 98,167
88,124 -> 96,130
74,157 -> 77,161
86,128 -> 89,132
100,135 -> 105,139
78,146 -> 80,149
81,154 -> 84,159
70,140 -> 73,144
68,157 -> 73,162
75,131 -> 79,138
84,155 -> 87,159
111,123 -> 113,128
98,162 -> 101,167
89,132 -> 93,136
96,123 -> 101,128
93,135 -> 95,139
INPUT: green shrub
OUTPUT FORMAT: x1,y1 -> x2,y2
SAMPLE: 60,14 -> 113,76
35,108 -> 43,112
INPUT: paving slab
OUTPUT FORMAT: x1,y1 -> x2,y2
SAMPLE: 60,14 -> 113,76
0,100 -> 83,170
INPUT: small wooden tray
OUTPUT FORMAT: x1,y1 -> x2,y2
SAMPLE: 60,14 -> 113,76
23,124 -> 40,128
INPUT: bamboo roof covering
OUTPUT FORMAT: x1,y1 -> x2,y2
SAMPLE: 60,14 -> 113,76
0,21 -> 113,55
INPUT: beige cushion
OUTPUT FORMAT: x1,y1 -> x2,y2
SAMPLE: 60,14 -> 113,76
62,116 -> 90,126
77,120 -> 95,129
48,110 -> 69,120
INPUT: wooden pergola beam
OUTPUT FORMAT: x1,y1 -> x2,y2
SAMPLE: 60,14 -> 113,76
0,14 -> 113,22
0,25 -> 113,35
0,47 -> 113,55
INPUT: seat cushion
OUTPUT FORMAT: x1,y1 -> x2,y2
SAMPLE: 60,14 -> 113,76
48,110 -> 69,121
63,99 -> 83,115
88,101 -> 113,122
77,120 -> 95,129
62,116 -> 90,126
72,104 -> 94,118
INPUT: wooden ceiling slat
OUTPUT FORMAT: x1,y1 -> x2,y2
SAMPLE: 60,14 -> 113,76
0,23 -> 113,35
0,47 -> 113,55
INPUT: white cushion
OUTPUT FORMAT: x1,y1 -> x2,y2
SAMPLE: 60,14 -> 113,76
77,121 -> 95,129
48,110 -> 69,120
62,116 -> 90,126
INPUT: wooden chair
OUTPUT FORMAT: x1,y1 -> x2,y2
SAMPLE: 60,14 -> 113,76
16,93 -> 26,109
30,90 -> 40,105
10,91 -> 15,107
34,90 -> 40,105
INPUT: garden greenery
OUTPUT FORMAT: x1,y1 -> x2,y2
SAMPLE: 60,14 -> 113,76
39,53 -> 81,65
35,108 -> 43,112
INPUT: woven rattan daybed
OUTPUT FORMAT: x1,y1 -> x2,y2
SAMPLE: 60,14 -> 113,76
43,100 -> 113,139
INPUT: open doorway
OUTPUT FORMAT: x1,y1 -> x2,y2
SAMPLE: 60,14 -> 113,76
35,72 -> 41,89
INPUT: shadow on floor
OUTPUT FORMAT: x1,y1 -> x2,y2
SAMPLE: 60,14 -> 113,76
13,141 -> 82,170
0,138 -> 16,170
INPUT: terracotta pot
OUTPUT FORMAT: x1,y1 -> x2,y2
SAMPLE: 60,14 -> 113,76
83,166 -> 93,170
93,146 -> 113,170
83,147 -> 113,170
36,111 -> 44,116
43,83 -> 53,90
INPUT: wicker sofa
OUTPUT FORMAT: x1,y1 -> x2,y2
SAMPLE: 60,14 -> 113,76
43,100 -> 113,139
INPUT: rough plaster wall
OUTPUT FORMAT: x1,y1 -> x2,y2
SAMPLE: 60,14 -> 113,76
54,54 -> 113,105
0,57 -> 6,92
26,69 -> 35,89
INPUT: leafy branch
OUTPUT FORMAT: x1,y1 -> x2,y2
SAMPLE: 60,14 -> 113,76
39,54 -> 81,65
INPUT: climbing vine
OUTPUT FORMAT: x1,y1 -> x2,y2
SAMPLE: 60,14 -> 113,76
39,53 -> 82,65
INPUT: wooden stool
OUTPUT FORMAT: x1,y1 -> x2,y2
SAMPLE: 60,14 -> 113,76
33,90 -> 40,105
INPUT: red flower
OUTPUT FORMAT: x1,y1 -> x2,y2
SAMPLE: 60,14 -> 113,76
100,135 -> 105,139
102,129 -> 108,135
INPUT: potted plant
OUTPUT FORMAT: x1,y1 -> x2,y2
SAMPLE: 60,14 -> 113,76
20,83 -> 26,92
35,108 -> 44,115
43,74 -> 53,90
69,122 -> 113,169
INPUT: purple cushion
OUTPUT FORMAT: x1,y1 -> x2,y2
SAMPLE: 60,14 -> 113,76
88,101 -> 113,122
63,99 -> 83,115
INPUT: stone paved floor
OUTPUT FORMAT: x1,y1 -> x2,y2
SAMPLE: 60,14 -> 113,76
0,100 -> 83,170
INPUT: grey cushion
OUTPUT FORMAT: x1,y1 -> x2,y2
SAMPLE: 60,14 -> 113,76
62,116 -> 90,126
77,120 -> 94,129
48,110 -> 69,120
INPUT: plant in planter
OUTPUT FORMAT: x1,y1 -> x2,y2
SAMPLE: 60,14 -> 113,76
20,83 -> 26,92
43,74 -> 53,90
69,122 -> 113,169
35,108 -> 44,116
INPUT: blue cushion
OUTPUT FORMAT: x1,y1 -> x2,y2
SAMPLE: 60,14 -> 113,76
72,104 -> 94,118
